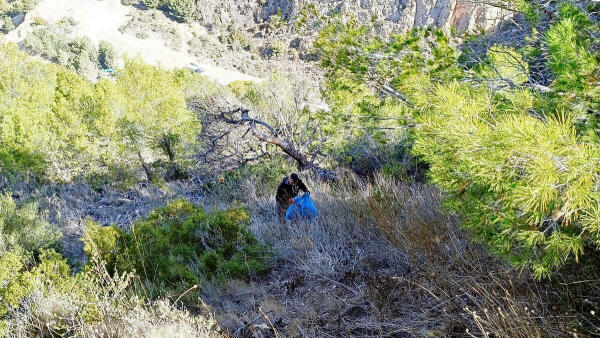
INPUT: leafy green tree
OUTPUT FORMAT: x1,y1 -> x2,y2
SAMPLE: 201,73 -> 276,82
0,44 -> 201,185
0,44 -> 86,179
108,59 -> 201,180
314,21 -> 459,174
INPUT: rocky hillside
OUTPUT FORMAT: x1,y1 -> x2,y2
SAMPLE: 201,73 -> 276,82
196,0 -> 511,35
1,0 -> 511,85
166,0 -> 514,88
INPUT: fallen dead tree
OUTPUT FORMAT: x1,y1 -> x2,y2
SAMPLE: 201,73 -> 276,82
193,105 -> 337,181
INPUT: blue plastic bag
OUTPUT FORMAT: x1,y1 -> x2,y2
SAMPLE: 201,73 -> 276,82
285,193 -> 319,221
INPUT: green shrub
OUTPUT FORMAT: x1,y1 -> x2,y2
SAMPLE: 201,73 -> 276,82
31,16 -> 47,26
0,252 -> 34,317
269,8 -> 286,30
218,24 -> 251,51
0,194 -> 64,319
1,16 -> 14,32
98,40 -> 118,69
164,0 -> 196,22
142,0 -> 161,8
271,40 -> 287,57
0,249 -> 72,322
139,0 -> 196,22
84,199 -> 271,296
0,193 -> 61,257
83,219 -> 123,266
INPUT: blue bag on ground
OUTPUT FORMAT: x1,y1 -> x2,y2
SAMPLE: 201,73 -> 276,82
285,193 -> 319,221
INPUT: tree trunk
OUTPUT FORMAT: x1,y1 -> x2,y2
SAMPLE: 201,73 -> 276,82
137,150 -> 153,181
159,136 -> 187,181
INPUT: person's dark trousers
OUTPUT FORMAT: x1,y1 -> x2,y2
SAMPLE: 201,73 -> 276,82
277,201 -> 290,223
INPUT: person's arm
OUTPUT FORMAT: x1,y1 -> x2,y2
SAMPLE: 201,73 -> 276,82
298,180 -> 309,193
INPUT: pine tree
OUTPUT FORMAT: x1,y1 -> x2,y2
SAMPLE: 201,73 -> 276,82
314,3 -> 600,278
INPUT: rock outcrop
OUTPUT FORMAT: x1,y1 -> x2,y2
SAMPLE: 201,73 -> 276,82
196,0 -> 512,36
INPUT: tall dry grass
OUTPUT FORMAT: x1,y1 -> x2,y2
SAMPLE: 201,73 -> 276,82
3,250 -> 221,338
213,171 -> 587,336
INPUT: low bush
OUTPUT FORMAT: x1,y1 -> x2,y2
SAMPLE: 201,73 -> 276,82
0,193 -> 217,336
271,40 -> 287,57
31,16 -> 47,27
98,40 -> 118,69
0,193 -> 61,258
219,24 -> 251,51
138,0 -> 197,22
163,0 -> 196,22
84,199 -> 271,298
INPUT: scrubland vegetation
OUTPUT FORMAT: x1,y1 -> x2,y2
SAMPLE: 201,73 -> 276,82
0,0 -> 600,336
0,192 -> 218,336
121,0 -> 196,23
0,44 -> 200,184
23,18 -> 114,79
0,0 -> 38,32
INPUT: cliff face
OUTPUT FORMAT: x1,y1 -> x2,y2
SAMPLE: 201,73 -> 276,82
195,0 -> 511,36
358,0 -> 509,33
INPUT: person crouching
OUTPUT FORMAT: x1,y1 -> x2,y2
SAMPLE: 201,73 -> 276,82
275,173 -> 309,222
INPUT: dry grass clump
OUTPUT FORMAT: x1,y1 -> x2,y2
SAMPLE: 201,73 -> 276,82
9,291 -> 217,337
4,257 -> 220,337
358,175 -> 599,336
205,171 -> 584,336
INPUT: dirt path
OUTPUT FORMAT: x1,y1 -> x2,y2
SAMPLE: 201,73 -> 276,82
4,0 -> 261,85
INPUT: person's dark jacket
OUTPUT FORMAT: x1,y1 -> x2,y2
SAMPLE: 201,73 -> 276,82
276,177 -> 308,204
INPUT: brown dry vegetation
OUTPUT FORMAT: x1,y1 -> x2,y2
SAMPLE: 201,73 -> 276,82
200,172 -> 598,337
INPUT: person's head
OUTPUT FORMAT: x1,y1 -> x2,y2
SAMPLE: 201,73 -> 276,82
290,173 -> 299,186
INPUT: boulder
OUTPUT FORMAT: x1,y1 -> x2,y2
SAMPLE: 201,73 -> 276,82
12,12 -> 25,27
